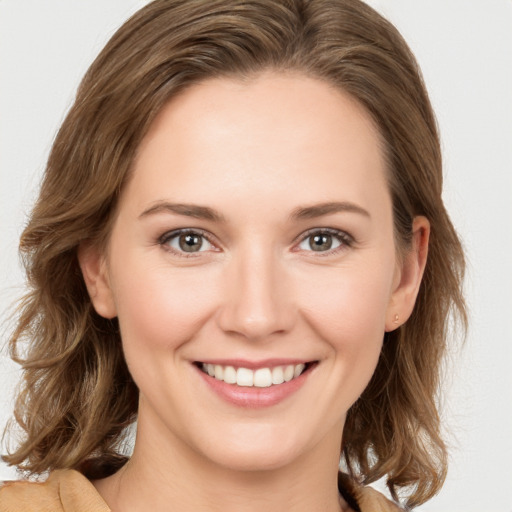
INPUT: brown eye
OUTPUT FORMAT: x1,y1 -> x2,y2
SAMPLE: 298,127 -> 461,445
179,233 -> 203,252
309,233 -> 334,251
161,229 -> 215,255
297,229 -> 352,254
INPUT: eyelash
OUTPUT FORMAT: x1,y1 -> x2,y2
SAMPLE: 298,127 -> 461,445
158,227 -> 354,259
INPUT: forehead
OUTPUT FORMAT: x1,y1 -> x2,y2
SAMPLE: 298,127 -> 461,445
125,72 -> 389,220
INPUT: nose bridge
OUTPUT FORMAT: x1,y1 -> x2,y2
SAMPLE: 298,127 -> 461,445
217,240 -> 294,341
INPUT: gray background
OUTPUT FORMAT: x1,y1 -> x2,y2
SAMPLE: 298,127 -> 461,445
1,1 -> 511,510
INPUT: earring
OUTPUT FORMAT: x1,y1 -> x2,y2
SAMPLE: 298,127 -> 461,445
393,314 -> 399,323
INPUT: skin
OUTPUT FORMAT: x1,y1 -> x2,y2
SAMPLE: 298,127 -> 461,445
80,72 -> 429,512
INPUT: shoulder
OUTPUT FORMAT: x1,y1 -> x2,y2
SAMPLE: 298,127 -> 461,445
0,469 -> 110,512
338,473 -> 403,512
0,474 -> 61,512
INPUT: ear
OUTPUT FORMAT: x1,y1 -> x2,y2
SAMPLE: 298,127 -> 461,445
77,243 -> 117,319
385,216 -> 430,332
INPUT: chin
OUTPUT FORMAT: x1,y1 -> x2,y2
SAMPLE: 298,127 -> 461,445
212,449 -> 297,473
196,430 -> 304,473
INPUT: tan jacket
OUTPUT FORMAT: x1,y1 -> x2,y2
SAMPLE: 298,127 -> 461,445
0,469 -> 401,511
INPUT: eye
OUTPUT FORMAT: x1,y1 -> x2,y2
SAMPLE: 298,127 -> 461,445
159,229 -> 216,256
297,228 -> 353,254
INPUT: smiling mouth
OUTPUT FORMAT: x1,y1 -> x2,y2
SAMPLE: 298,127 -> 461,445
196,362 -> 315,388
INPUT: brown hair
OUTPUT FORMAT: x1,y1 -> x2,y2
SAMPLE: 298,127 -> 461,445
3,0 -> 466,507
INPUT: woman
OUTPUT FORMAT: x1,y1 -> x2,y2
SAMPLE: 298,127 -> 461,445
0,1 -> 466,511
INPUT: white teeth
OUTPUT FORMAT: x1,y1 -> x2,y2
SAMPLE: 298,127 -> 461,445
253,368 -> 272,388
271,366 -> 284,385
201,362 -> 308,387
236,367 -> 254,387
294,363 -> 305,378
283,365 -> 295,382
214,365 -> 224,380
223,365 -> 237,384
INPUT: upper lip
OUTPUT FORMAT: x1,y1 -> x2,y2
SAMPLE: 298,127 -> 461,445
195,358 -> 315,370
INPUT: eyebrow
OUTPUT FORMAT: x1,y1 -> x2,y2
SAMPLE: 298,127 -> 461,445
288,201 -> 371,221
139,202 -> 227,222
139,200 -> 370,222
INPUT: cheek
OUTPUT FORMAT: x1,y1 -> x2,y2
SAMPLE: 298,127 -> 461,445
111,258 -> 222,352
294,257 -> 395,400
297,263 -> 393,344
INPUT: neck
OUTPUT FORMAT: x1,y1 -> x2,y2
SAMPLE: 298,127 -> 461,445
95,404 -> 349,512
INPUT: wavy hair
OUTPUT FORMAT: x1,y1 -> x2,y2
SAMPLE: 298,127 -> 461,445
3,0 -> 466,508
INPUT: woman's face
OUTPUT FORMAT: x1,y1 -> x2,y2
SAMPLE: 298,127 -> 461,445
82,72 -> 425,472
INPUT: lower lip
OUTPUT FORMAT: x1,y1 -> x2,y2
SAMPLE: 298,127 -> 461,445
194,365 -> 313,409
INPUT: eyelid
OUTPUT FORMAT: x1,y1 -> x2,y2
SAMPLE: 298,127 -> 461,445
293,227 -> 354,255
158,226 -> 354,258
158,228 -> 220,257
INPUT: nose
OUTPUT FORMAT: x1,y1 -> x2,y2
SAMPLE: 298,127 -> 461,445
216,244 -> 296,342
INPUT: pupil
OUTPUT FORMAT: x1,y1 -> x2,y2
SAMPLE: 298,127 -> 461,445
179,233 -> 202,252
311,234 -> 332,251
